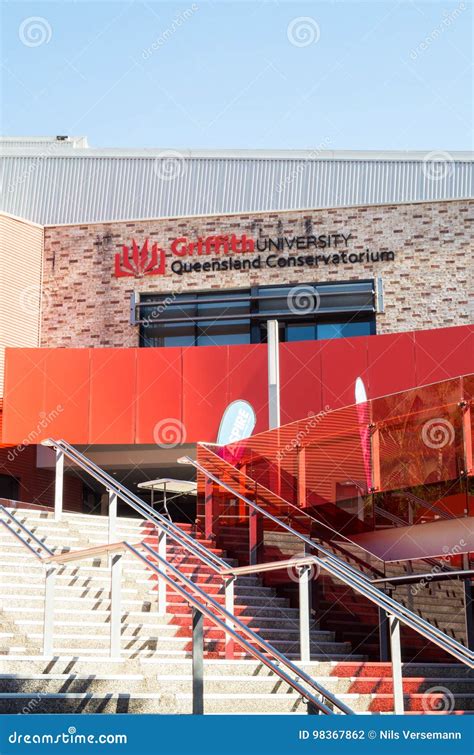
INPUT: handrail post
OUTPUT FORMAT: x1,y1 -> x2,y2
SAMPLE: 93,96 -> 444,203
43,565 -> 55,656
204,477 -> 219,541
462,555 -> 474,651
54,448 -> 64,521
299,564 -> 311,663
192,607 -> 204,714
110,552 -> 122,657
378,606 -> 390,661
158,528 -> 167,616
369,422 -> 381,493
389,614 -> 404,714
224,576 -> 235,660
249,507 -> 263,566
108,490 -> 118,567
108,490 -> 117,543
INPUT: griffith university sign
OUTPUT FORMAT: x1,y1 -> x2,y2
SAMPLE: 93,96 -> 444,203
114,231 -> 396,279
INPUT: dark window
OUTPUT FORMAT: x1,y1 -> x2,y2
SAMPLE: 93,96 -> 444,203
137,280 -> 376,347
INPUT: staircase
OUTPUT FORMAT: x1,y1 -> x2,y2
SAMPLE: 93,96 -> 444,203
0,508 -> 473,714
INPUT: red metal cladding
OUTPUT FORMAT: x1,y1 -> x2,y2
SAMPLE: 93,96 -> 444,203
1,324 -> 473,446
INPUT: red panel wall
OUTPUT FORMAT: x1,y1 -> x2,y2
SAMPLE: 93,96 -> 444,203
280,342 -> 324,423
43,349 -> 90,441
2,325 -> 473,446
367,332 -> 416,397
319,336 -> 370,410
0,445 -> 82,510
135,347 -> 183,444
89,349 -> 136,444
414,325 -> 474,386
182,346 -> 233,442
227,345 -> 268,435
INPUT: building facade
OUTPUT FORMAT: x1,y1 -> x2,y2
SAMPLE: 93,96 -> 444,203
0,137 -> 473,512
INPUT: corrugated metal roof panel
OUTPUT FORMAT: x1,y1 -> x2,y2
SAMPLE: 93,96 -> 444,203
0,150 -> 472,226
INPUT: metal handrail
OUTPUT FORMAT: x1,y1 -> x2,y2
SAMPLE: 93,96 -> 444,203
12,530 -> 352,715
402,491 -> 452,521
133,542 -> 352,714
199,448 -> 387,578
372,570 -> 474,586
0,505 -> 54,559
180,455 -> 474,668
42,439 -> 229,575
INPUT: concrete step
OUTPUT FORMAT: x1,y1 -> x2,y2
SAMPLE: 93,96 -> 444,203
0,674 -> 147,694
11,619 -> 335,644
0,690 -> 471,714
22,632 -> 352,655
154,674 -> 474,695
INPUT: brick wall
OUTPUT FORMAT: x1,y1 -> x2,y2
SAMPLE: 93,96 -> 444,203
41,199 -> 473,347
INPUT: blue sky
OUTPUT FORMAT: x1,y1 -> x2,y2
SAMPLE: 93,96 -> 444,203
1,0 -> 472,150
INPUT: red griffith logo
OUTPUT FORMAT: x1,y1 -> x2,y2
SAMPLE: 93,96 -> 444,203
114,239 -> 166,277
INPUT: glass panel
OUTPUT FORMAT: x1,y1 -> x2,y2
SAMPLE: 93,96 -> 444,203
197,320 -> 251,346
317,322 -> 344,340
286,323 -> 317,342
342,320 -> 373,337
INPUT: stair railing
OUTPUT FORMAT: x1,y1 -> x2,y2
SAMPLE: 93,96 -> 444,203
41,438 -> 233,618
0,506 -> 353,716
179,454 -> 474,714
